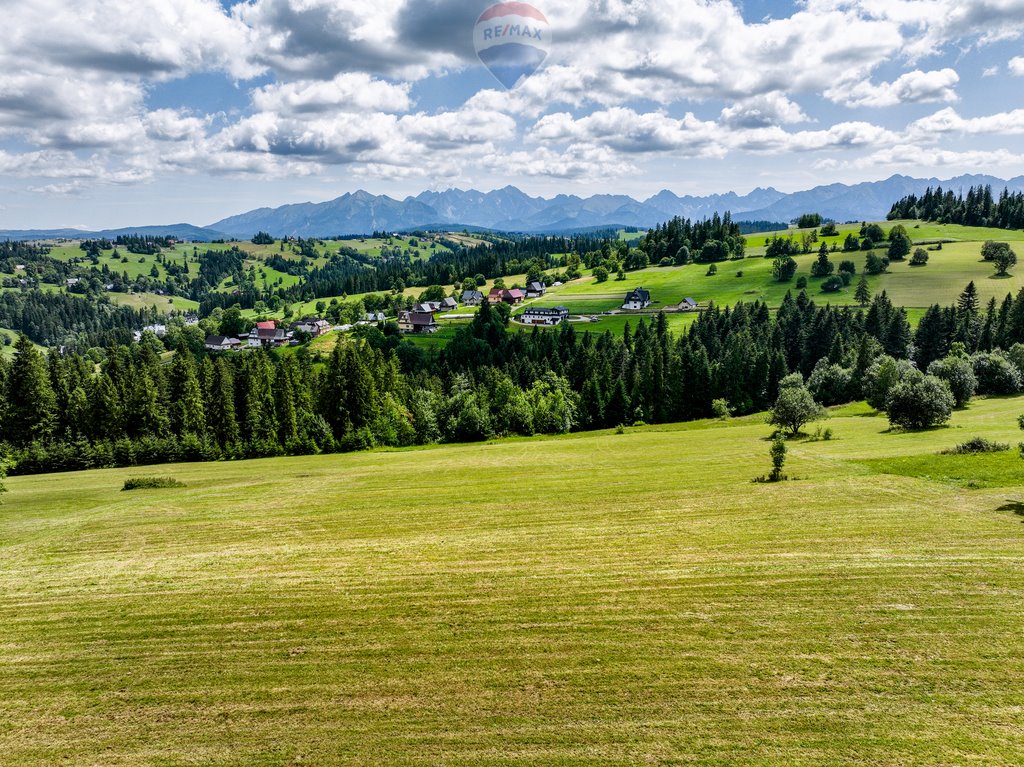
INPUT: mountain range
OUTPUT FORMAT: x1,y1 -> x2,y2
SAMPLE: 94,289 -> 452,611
3,174 -> 1023,241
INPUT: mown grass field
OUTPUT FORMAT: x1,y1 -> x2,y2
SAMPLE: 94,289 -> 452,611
4,397 -> 1024,765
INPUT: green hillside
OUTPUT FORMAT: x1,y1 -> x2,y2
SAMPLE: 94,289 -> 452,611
4,396 -> 1024,765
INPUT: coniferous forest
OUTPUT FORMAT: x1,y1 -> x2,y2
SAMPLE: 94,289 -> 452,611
5,282 -> 1024,476
888,185 -> 1024,230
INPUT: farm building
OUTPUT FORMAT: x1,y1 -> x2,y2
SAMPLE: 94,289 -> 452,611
525,281 -> 547,298
245,327 -> 291,348
204,336 -> 242,352
488,288 -> 525,305
679,297 -> 698,311
622,288 -> 652,310
439,297 -> 458,311
398,310 -> 438,334
519,306 -> 569,326
290,318 -> 331,337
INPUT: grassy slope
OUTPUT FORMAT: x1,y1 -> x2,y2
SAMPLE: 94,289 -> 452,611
4,398 -> 1024,765
539,244 -> 1024,319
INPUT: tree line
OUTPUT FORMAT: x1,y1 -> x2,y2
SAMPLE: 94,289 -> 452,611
888,185 -> 1024,230
8,282 -> 1024,476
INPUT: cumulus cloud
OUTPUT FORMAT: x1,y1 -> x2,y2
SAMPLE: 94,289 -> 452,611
252,73 -> 412,115
0,0 -> 1022,194
808,0 -> 1024,59
720,93 -> 811,128
834,145 -> 1024,171
530,109 -> 723,156
827,69 -> 960,108
233,0 -> 460,80
908,107 -> 1024,137
486,144 -> 636,180
734,122 -> 899,153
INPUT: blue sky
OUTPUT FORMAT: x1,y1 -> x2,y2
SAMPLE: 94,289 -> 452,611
0,0 -> 1023,228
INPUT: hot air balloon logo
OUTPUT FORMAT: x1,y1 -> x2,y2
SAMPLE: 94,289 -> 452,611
473,3 -> 551,90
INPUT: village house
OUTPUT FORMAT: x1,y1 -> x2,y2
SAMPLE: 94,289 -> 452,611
364,311 -> 386,323
438,297 -> 458,311
245,326 -> 291,348
290,318 -> 331,337
488,287 -> 525,305
398,310 -> 438,334
461,289 -> 484,306
519,306 -> 569,326
133,323 -> 167,342
679,297 -> 698,311
204,335 -> 242,352
525,281 -> 547,298
622,287 -> 652,310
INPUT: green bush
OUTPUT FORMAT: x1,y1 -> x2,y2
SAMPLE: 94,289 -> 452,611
940,438 -> 1010,455
122,477 -> 186,491
885,375 -> 955,430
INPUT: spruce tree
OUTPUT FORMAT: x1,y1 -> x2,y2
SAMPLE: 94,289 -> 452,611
130,371 -> 169,439
604,378 -> 631,427
207,358 -> 240,448
3,336 -> 56,446
958,282 -> 980,315
855,275 -> 871,306
275,361 -> 299,447
168,350 -> 206,436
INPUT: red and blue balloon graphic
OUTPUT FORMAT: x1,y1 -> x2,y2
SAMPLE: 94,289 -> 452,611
473,3 -> 551,89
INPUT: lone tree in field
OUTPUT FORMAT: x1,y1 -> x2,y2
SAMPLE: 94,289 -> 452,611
910,247 -> 929,266
855,274 -> 871,306
983,241 -> 1017,276
810,243 -> 834,277
772,255 -> 797,282
768,434 -> 787,481
768,382 -> 826,437
864,252 -> 889,275
887,224 -> 912,261
885,375 -> 955,430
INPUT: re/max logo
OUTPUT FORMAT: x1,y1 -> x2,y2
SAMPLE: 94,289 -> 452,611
482,24 -> 543,41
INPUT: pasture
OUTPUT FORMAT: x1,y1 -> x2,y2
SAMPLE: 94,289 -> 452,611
534,231 -> 1024,320
4,397 -> 1024,765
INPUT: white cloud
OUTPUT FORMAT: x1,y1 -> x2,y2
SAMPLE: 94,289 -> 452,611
808,0 -> 1024,59
827,69 -> 960,108
734,122 -> 899,153
530,109 -> 723,156
486,144 -> 636,180
834,144 -> 1024,171
0,0 -> 1022,195
251,74 -> 412,115
909,107 -> 1024,137
720,93 -> 811,128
